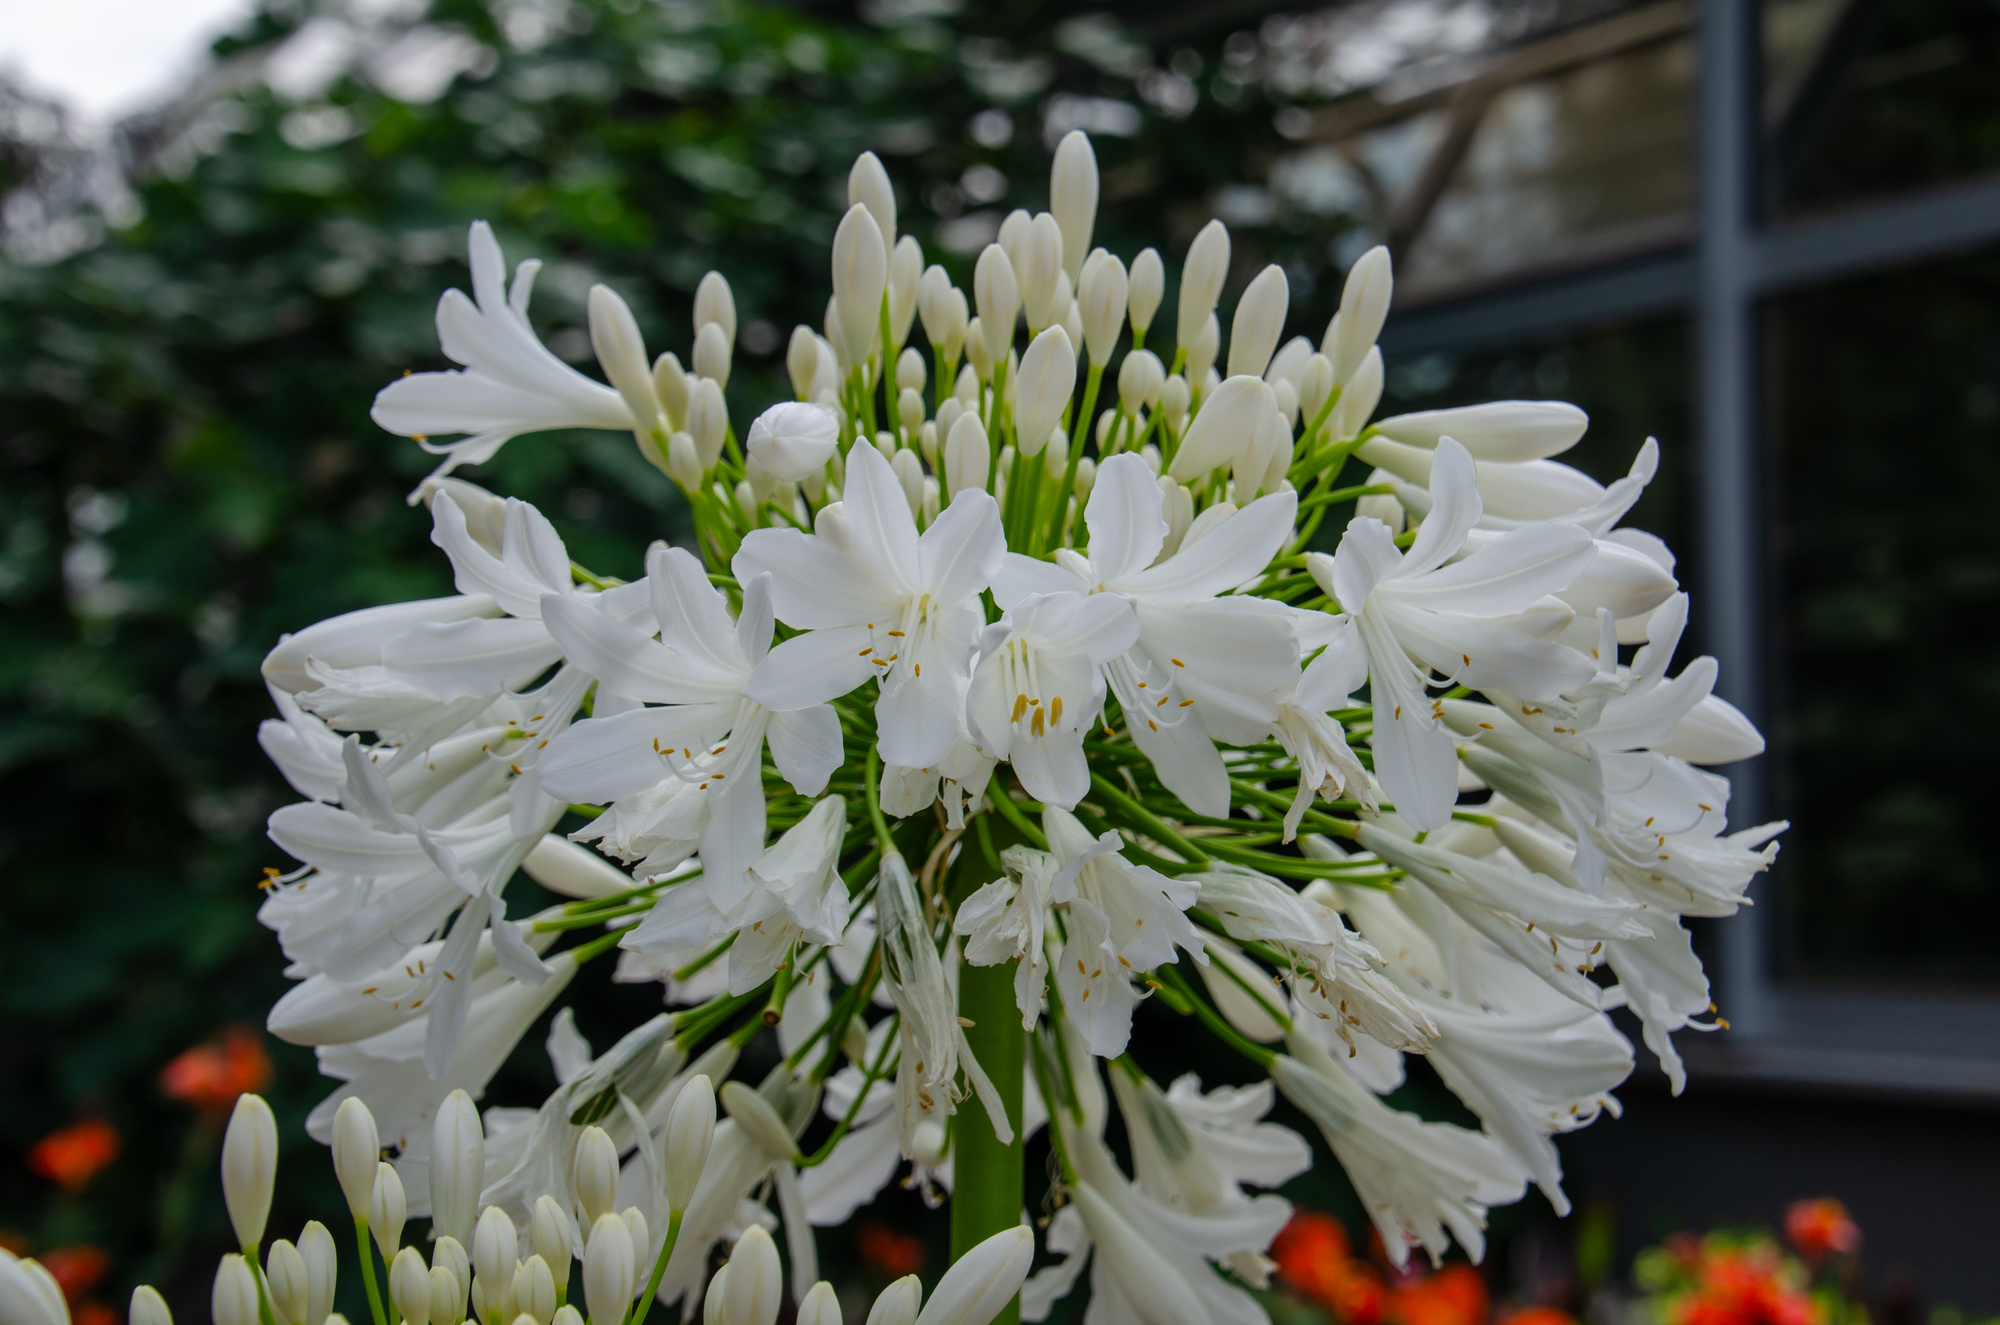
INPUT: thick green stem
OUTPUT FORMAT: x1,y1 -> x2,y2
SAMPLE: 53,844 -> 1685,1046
951,961 -> 1024,1324
355,1218 -> 388,1325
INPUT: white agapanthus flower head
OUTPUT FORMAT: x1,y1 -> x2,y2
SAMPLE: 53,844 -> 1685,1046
235,131 -> 1777,1325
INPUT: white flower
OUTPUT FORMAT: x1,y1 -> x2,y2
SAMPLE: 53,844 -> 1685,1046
737,444 -> 1004,770
953,846 -> 1061,1030
1308,438 -> 1598,829
371,223 -> 631,481
965,591 -> 1138,807
538,546 -> 843,895
744,402 -> 840,483
1272,1034 -> 1525,1268
1269,630 -> 1376,839
995,453 -> 1301,816
1044,806 -> 1202,972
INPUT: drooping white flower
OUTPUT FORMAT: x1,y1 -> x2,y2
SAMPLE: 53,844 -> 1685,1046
953,846 -> 1061,1030
737,444 -> 1005,770
538,546 -> 843,897
1307,438 -> 1598,829
371,223 -> 632,481
995,453 -> 1301,816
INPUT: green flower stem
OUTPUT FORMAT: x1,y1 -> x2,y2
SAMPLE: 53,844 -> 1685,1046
983,787 -> 1047,848
1154,964 -> 1277,1068
246,1245 -> 282,1325
355,1218 -> 389,1325
798,1015 -> 899,1165
1086,774 -> 1207,863
625,1209 -> 683,1325
1046,362 -> 1103,551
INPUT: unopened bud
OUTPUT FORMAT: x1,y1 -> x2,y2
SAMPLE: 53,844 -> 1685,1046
266,1241 -> 309,1325
391,1249 -> 433,1325
1272,379 -> 1299,428
745,402 -> 838,483
530,1197 -> 573,1286
1329,346 -> 1383,441
1128,247 -> 1163,338
918,420 -> 940,469
221,1093 -> 277,1250
910,1225 -> 1033,1325
431,1267 -> 463,1325
1185,312 -> 1220,387
720,1227 -> 781,1325
300,1222 -> 338,1325
891,445 -> 925,518
1077,250 -> 1127,368
864,1278 -> 920,1325
666,432 -> 702,489
581,1216 -> 635,1325
588,285 -> 664,439
1170,375 -> 1271,483
1227,264 -> 1289,380
895,347 -> 926,394
514,1257 -> 556,1325
473,1206 -> 520,1302
1043,427 -> 1068,480
897,387 -> 925,439
1015,212 -> 1064,333
786,325 -> 820,400
889,235 -> 922,355
1013,326 -> 1075,458
720,1082 -> 800,1162
130,1287 -> 173,1325
692,321 -> 732,388
431,1089 -> 484,1248
832,204 -> 888,369
797,1283 -> 842,1325
694,270 -> 737,343
1073,456 -> 1096,502
973,245 -> 1018,366
1298,353 -> 1335,428
944,413 -> 990,499
1050,130 -> 1098,285
1160,374 -> 1190,430
433,1239 -> 471,1322
370,1162 -> 406,1262
574,1127 -> 619,1226
1324,245 -> 1393,388
652,352 -> 688,431
1175,219 -> 1230,351
848,152 -> 896,262
686,378 -> 728,471
1158,475 -> 1193,556
1117,348 -> 1164,415
212,1256 -> 260,1325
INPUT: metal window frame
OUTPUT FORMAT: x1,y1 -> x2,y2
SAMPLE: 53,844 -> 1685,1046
1371,0 -> 2000,1102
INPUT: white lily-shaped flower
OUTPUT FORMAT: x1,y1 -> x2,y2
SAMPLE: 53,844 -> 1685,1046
954,845 -> 1064,1030
965,591 -> 1139,807
537,546 -> 844,897
371,222 -> 631,481
1043,806 -> 1202,972
994,453 -> 1302,817
1270,628 -> 1377,839
618,796 -> 850,997
1307,438 -> 1599,830
1272,1032 -> 1526,1269
736,443 -> 1004,770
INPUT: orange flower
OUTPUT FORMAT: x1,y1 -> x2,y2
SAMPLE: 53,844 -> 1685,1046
1272,1212 -> 1391,1325
161,1026 -> 273,1112
28,1120 -> 121,1194
1783,1200 -> 1860,1267
855,1221 -> 925,1279
74,1302 -> 118,1325
37,1246 -> 111,1302
1391,1264 -> 1489,1325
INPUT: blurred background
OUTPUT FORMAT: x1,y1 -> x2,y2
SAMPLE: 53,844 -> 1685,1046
3,0 -> 1998,1321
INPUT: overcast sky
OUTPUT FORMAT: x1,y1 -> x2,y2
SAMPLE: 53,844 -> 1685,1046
0,0 -> 259,128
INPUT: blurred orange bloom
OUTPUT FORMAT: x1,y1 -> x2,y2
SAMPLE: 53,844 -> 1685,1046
27,1120 -> 120,1193
1393,1264 -> 1489,1325
1675,1243 -> 1819,1325
74,1302 -> 118,1325
161,1025 -> 272,1111
1783,1200 -> 1860,1267
37,1246 -> 111,1302
855,1221 -> 925,1279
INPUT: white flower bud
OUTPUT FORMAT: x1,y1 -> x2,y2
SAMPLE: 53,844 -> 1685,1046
1160,374 -> 1190,430
1175,219 -> 1230,352
1323,244 -> 1394,388
582,1216 -> 635,1325
1272,378 -> 1299,427
1013,325 -> 1075,458
221,1093 -> 277,1250
1077,249 -> 1127,367
433,1239 -> 471,1323
666,432 -> 702,489
917,265 -> 957,351
909,1225 -> 1032,1325
430,1089 -> 484,1248
587,286 -> 664,438
552,1309 -> 582,1325
1329,345 -> 1383,441
997,208 -> 1029,265
1246,405 -> 1294,499
431,1267 -> 463,1325
1141,442 -> 1161,474
130,1286 -> 173,1325
786,325 -> 820,400
962,318 -> 992,380
1050,130 -> 1098,284
815,501 -> 852,550
897,387 -> 925,439
1117,348 -> 1163,415
1185,311 -> 1220,387
473,1206 -> 519,1304
719,1082 -> 800,1162
1127,246 -> 1163,338
1073,455 -> 1096,502
895,347 -> 926,394
661,1074 -> 716,1216
796,1282 -> 842,1325
623,1209 -> 651,1270
1061,296 -> 1084,355
861,1280 -> 918,1325
824,296 -> 848,372
370,1162 -> 406,1262
973,245 -> 1018,367
1226,264 -> 1288,380
832,203 -> 889,370
891,446 -> 925,519
921,476 -> 940,524
692,321 -> 732,388
745,402 -> 839,482
391,1248 -> 433,1325
522,835 -> 630,900
686,377 -> 728,470
1170,375 -> 1272,482
889,235 -> 923,355
1157,475 -> 1193,556
1096,408 -> 1118,446
652,352 -> 688,431
848,152 -> 896,262
944,412 -> 990,498
266,1241 -> 309,1325
702,1267 -> 729,1325
299,1222 -> 337,1325
1014,212 -> 1064,334
332,1096 -> 378,1216
574,1127 -> 620,1226
720,1227 -> 781,1325
530,1197 -> 573,1284
1297,353 -> 1335,428
954,363 -> 979,405
514,1257 -> 556,1325
213,1256 -> 260,1325
693,270 -> 736,343
935,396 -> 962,437
1371,400 -> 1589,462
1042,426 -> 1069,481
918,419 -> 940,468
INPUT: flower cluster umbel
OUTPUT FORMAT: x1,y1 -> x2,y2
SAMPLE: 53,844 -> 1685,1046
240,131 -> 1780,1322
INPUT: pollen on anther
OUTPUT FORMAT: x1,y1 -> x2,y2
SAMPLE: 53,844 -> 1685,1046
1178,699 -> 1194,707
1050,696 -> 1062,723
1148,719 -> 1158,730
1171,658 -> 1185,667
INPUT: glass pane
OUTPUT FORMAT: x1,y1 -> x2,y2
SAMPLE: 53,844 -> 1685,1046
1768,0 -> 2000,218
1374,315 -> 1692,553
1767,249 -> 2000,985
1398,34 -> 1695,301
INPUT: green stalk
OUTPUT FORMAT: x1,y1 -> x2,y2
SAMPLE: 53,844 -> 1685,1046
1045,362 -> 1102,551
355,1218 -> 389,1325
625,1210 -> 683,1325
